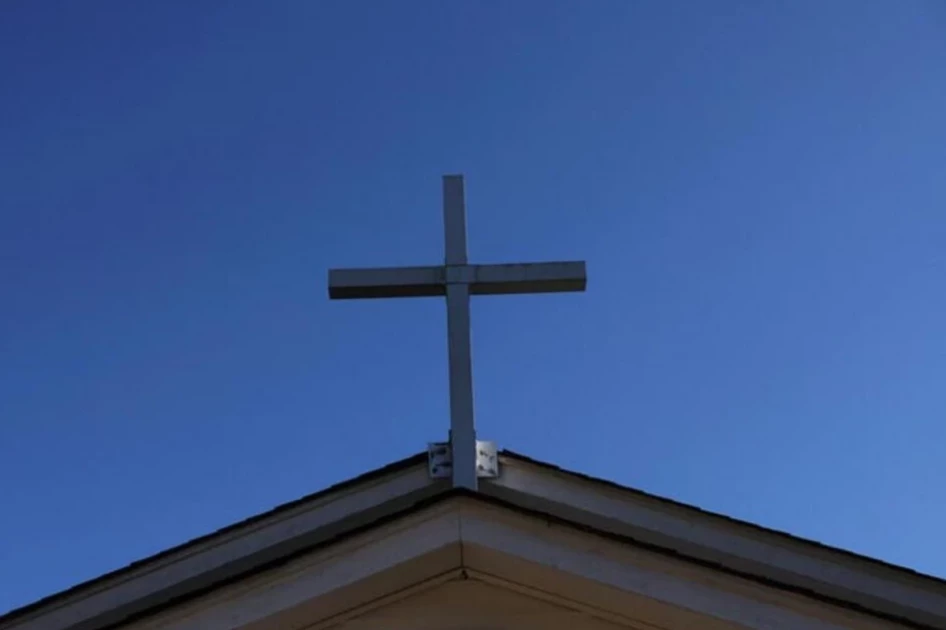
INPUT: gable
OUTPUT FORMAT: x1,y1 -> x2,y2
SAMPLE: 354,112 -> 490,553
3,452 -> 946,630
61,497 -> 920,630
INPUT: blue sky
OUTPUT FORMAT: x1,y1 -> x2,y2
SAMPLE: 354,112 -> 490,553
2,1 -> 945,612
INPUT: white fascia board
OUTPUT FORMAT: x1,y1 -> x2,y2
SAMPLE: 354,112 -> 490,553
485,458 -> 946,627
134,505 -> 464,630
2,462 -> 437,630
458,502 -> 905,630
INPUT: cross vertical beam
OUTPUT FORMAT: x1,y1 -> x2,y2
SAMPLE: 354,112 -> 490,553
442,175 -> 477,489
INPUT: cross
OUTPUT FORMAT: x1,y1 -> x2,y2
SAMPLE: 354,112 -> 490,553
328,175 -> 586,490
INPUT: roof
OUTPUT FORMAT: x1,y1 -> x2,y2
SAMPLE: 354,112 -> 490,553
504,450 -> 946,584
3,450 -> 946,630
0,452 -> 429,625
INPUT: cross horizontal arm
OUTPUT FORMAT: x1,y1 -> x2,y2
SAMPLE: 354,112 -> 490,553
328,266 -> 445,299
329,261 -> 587,299
467,261 -> 587,295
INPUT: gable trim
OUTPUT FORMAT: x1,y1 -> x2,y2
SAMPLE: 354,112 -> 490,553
0,454 -> 438,630
106,498 -> 917,630
132,503 -> 464,630
488,452 -> 946,629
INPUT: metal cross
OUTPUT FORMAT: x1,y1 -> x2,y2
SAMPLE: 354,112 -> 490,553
328,175 -> 586,490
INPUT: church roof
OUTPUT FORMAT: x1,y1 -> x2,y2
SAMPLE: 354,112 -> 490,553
3,451 -> 946,630
0,452 -> 429,625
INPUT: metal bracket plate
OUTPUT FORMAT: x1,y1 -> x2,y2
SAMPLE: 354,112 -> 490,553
427,442 -> 452,479
428,440 -> 499,480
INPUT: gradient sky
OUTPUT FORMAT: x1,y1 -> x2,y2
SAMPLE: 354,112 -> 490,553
2,1 -> 945,613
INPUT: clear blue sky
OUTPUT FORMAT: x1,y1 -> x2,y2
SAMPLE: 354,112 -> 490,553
2,1 -> 945,613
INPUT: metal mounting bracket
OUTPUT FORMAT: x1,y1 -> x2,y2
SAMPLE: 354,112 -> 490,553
428,440 -> 499,481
